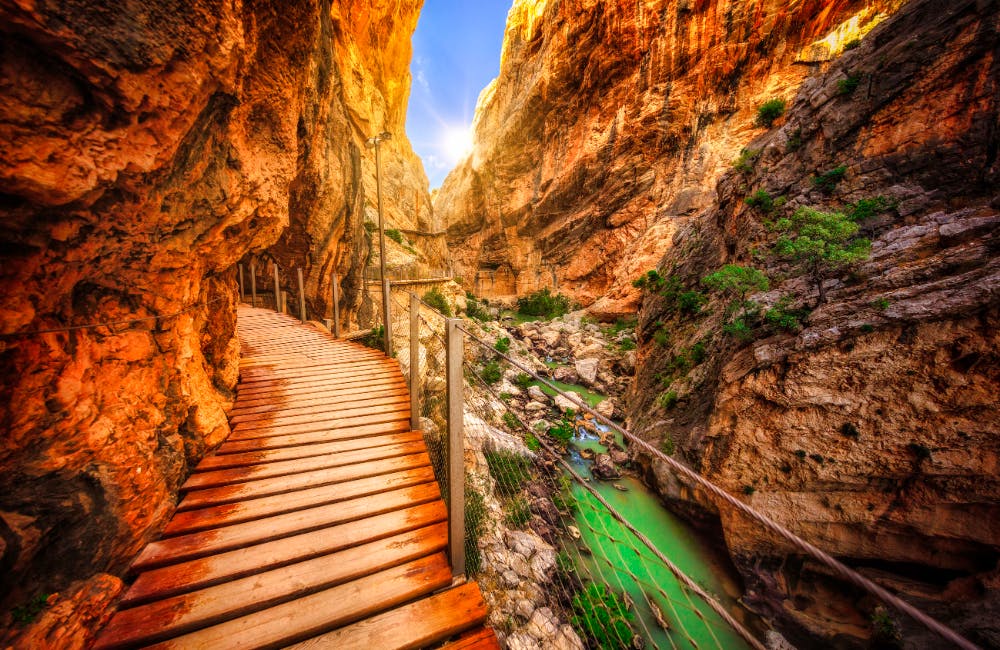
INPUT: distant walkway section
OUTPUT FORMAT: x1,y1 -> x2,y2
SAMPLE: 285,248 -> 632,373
94,306 -> 497,649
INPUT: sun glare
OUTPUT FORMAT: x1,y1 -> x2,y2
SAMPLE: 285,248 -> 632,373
442,126 -> 474,162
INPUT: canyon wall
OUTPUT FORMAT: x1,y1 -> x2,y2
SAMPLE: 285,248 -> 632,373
0,1 -> 428,645
435,0 -> 904,314
625,1 -> 999,647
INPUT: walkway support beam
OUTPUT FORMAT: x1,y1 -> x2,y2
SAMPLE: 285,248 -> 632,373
445,318 -> 465,579
297,267 -> 307,322
382,278 -> 392,356
273,264 -> 280,313
250,264 -> 257,308
332,272 -> 341,338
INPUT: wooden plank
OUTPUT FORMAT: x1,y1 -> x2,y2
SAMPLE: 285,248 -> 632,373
224,411 -> 410,442
211,421 -> 414,455
182,440 -> 424,491
165,465 -> 437,535
231,397 -> 409,431
238,360 -> 396,382
133,481 -> 441,571
142,553 -> 453,650
438,627 -> 502,650
231,383 -> 407,409
286,582 -> 488,650
124,502 -> 447,606
232,370 -> 404,397
193,431 -> 423,471
229,385 -> 408,418
178,451 -> 431,511
94,523 -> 448,650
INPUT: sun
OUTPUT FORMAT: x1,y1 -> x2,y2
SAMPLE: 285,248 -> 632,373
442,125 -> 474,162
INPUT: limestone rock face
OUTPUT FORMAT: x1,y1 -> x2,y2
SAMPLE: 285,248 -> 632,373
435,0 -> 903,315
0,0 -> 426,644
626,1 -> 1000,646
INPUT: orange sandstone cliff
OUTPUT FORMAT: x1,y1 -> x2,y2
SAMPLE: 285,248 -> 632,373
0,1 -> 429,645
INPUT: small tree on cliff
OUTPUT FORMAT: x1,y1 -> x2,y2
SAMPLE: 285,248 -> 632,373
773,206 -> 871,306
701,264 -> 770,317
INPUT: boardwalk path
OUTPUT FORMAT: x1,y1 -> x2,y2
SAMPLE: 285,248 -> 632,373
94,306 -> 497,649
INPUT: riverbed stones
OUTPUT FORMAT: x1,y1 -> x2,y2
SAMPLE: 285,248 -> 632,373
574,358 -> 600,385
595,398 -> 615,418
527,385 -> 547,401
591,453 -> 621,480
554,393 -> 582,412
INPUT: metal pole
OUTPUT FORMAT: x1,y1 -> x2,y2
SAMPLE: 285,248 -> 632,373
273,263 -> 280,313
250,264 -> 257,307
297,267 -> 306,322
238,263 -> 245,301
445,318 -> 465,578
382,277 -> 392,356
280,290 -> 287,314
332,272 -> 341,338
409,292 -> 420,430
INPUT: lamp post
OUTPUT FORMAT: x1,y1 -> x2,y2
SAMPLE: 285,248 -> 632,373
366,131 -> 392,356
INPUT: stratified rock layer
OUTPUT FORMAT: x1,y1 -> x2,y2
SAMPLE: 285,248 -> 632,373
626,1 -> 999,646
436,0 -> 903,315
0,1 -> 427,645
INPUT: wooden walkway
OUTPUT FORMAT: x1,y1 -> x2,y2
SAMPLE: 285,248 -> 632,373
94,306 -> 497,649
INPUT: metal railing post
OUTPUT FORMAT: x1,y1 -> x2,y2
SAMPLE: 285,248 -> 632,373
297,267 -> 306,322
445,318 -> 465,578
238,263 -> 245,301
382,277 -> 392,356
273,263 -> 280,313
332,272 -> 341,338
250,264 -> 257,307
409,293 -> 420,430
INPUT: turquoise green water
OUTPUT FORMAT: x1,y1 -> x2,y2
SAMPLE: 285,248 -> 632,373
529,379 -> 606,408
564,425 -> 755,650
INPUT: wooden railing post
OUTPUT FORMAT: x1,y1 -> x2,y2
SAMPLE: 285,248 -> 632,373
273,263 -> 280,313
250,263 -> 257,308
445,317 -> 465,578
382,277 -> 392,357
238,263 -> 245,301
409,293 -> 420,430
332,272 -> 341,338
297,267 -> 306,322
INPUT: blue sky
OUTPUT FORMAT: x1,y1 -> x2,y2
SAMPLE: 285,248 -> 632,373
406,1 -> 512,189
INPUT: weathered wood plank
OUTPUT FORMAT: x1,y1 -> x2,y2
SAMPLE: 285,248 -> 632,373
166,465 -> 437,535
124,502 -> 447,606
182,440 -> 424,491
133,482 -> 443,571
211,421 -> 415,456
142,553 -> 453,650
93,523 -> 448,650
177,451 -> 431,510
230,397 -> 409,431
224,411 -> 411,442
285,582 -> 488,650
193,431 -> 422,471
438,627 -> 502,650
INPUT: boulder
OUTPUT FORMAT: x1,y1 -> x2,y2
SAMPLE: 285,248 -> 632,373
554,393 -> 582,412
574,358 -> 599,385
595,398 -> 615,418
591,453 -> 621,480
527,385 -> 547,401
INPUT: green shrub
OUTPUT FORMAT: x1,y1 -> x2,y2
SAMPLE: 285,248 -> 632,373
504,496 -> 532,528
733,147 -> 762,174
844,38 -> 861,51
484,449 -> 532,494
786,127 -> 803,152
871,297 -> 890,310
502,411 -> 519,430
756,98 -> 786,128
702,265 -> 770,304
658,390 -> 679,410
363,220 -> 377,234
571,583 -> 635,650
723,318 -> 755,341
516,288 -> 572,319
743,484 -> 756,495
837,74 -> 862,95
652,325 -> 672,347
557,551 -> 576,576
632,269 -> 666,291
859,324 -> 875,333
361,325 -> 385,352
745,189 -> 775,212
676,290 -> 708,316
810,165 -> 848,193
765,296 -> 809,332
385,228 -> 404,244
525,432 -> 541,451
514,373 -> 533,390
12,594 -> 49,625
845,196 -> 895,221
494,336 -> 511,354
840,422 -> 860,438
870,606 -> 903,648
548,415 -> 576,444
661,435 -> 676,455
552,474 -> 577,513
480,360 -> 502,385
422,287 -> 452,316
617,337 -> 637,351
465,483 -> 487,574
794,449 -> 807,459
809,453 -> 825,464
465,294 -> 491,321
908,442 -> 932,460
